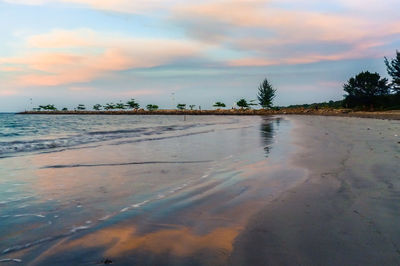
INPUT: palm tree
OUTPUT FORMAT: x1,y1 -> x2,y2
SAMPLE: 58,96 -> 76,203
177,103 -> 186,110
126,99 -> 140,110
236,99 -> 248,109
76,104 -> 86,110
213,102 -> 226,108
146,104 -> 159,111
39,104 -> 57,111
115,102 -> 126,110
93,104 -> 102,110
104,103 -> 116,110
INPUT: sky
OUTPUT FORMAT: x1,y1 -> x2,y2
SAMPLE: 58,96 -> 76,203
0,0 -> 399,111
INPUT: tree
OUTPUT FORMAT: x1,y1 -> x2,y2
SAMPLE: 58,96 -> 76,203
236,99 -> 249,109
93,104 -> 102,110
39,104 -> 57,111
177,103 -> 186,110
257,78 -> 276,109
249,99 -> 258,108
104,103 -> 115,110
146,104 -> 159,111
115,102 -> 126,110
385,50 -> 400,94
343,71 -> 390,109
62,107 -> 68,111
189,104 -> 196,110
76,104 -> 86,110
213,102 -> 226,108
126,99 -> 140,110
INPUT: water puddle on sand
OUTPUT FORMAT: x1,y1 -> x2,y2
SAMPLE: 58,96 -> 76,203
0,116 -> 307,265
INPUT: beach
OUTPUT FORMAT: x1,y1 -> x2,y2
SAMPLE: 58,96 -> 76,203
232,116 -> 400,265
0,114 -> 399,265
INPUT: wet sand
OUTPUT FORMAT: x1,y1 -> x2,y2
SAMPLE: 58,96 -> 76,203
231,116 -> 400,265
1,115 -> 399,265
1,116 -> 305,265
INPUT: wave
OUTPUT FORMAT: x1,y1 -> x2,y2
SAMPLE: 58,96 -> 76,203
0,123 -> 213,158
42,160 -> 212,169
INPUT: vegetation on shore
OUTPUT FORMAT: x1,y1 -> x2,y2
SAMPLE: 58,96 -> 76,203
29,50 -> 400,113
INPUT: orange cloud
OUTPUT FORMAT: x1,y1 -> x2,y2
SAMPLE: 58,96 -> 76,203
115,89 -> 164,97
28,29 -> 95,48
5,0 -> 185,14
0,89 -> 19,96
2,0 -> 400,73
0,29 -> 206,87
171,0 -> 400,66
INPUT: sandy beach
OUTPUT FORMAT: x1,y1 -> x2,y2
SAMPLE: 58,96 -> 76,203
0,115 -> 399,265
231,116 -> 400,265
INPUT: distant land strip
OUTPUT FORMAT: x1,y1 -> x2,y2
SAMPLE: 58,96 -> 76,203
19,109 -> 400,120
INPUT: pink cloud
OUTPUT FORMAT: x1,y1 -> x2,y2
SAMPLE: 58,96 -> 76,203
115,89 -> 164,97
0,29 -> 206,87
0,89 -> 19,96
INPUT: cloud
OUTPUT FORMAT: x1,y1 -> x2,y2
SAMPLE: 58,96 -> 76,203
0,29 -> 207,87
170,0 -> 400,65
1,0 -> 399,94
114,89 -> 163,97
0,89 -> 19,96
68,86 -> 95,91
3,0 -> 185,14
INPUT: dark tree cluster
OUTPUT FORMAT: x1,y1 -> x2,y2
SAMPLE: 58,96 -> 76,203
35,104 -> 57,111
286,100 -> 343,109
146,104 -> 159,111
343,50 -> 400,110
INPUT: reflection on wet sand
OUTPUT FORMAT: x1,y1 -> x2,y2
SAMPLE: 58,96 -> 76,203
1,116 -> 307,265
260,117 -> 282,157
37,225 -> 240,265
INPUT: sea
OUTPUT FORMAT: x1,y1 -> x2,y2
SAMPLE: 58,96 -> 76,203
0,113 -> 306,265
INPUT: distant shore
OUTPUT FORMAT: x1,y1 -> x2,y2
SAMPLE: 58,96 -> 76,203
19,108 -> 400,120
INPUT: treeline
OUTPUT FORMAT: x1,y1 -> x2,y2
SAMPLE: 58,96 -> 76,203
285,100 -> 344,109
34,99 -> 153,111
282,50 -> 400,111
342,50 -> 400,110
32,81 -> 277,112
31,50 -> 400,112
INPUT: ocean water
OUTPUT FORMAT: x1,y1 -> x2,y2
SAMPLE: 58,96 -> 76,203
0,114 -> 244,157
0,114 -> 306,265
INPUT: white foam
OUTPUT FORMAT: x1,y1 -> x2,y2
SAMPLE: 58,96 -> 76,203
70,225 -> 90,233
14,214 -> 45,218
98,214 -> 111,221
120,207 -> 129,212
0,258 -> 22,263
131,200 -> 149,208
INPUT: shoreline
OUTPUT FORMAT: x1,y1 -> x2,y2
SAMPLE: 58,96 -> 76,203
17,109 -> 400,120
